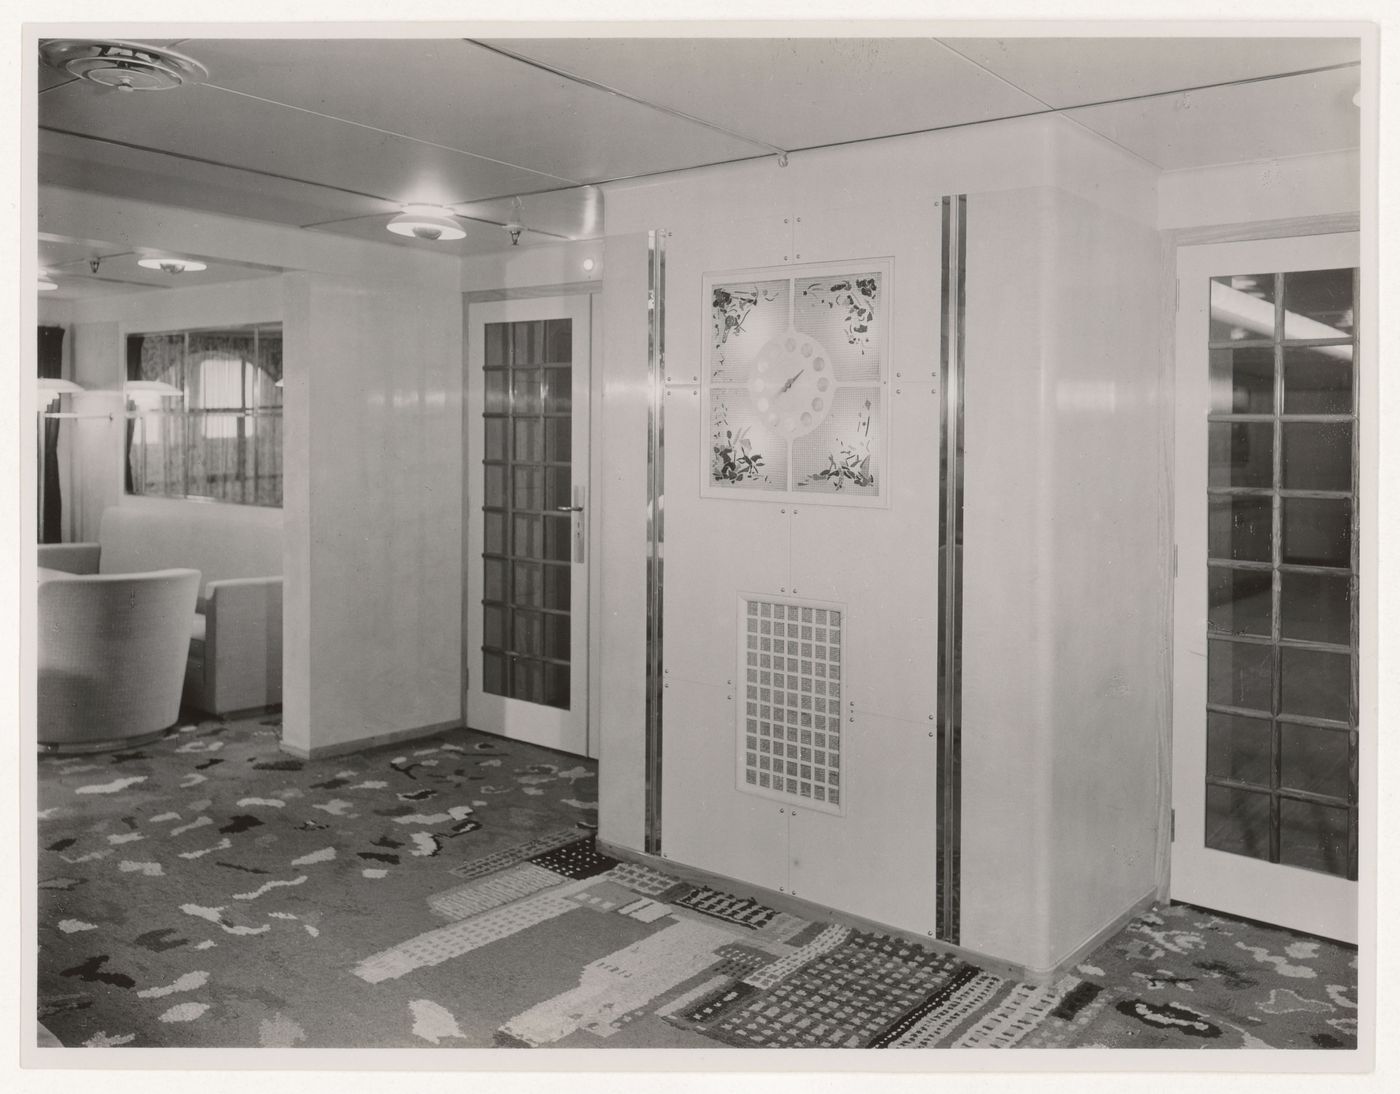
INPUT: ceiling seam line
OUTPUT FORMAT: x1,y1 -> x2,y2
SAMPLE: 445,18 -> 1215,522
465,39 -> 790,159
201,82 -> 583,187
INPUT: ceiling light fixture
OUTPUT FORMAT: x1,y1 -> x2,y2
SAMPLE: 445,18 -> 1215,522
37,378 -> 85,396
38,271 -> 58,291
386,205 -> 466,242
39,39 -> 208,92
137,257 -> 208,275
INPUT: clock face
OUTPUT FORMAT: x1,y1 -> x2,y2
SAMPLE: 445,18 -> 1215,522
749,329 -> 834,441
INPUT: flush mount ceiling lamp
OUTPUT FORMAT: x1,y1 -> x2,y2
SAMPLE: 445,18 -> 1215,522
125,380 -> 185,399
37,378 -> 85,395
386,205 -> 466,242
38,270 -> 58,291
137,256 -> 208,275
39,39 -> 209,93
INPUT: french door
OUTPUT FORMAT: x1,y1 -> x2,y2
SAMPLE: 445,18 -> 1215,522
465,296 -> 592,756
1171,233 -> 1359,943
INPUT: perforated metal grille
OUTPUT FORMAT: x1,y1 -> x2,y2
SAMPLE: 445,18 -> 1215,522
739,596 -> 845,813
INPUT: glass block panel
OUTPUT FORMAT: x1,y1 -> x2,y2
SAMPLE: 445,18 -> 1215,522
1206,712 -> 1272,787
482,649 -> 505,696
1208,494 -> 1272,563
543,318 -> 572,363
484,369 -> 509,414
1283,346 -> 1353,414
1279,797 -> 1349,877
512,658 -> 543,704
482,604 -> 506,651
512,610 -> 543,658
1207,639 -> 1272,712
483,510 -> 506,555
543,662 -> 570,710
484,417 -> 507,462
1281,422 -> 1351,492
1280,724 -> 1351,800
484,464 -> 507,509
483,558 -> 506,602
1282,268 -> 1354,337
1208,422 -> 1273,489
1208,565 -> 1272,637
1280,570 -> 1351,646
543,564 -> 570,611
484,323 -> 508,368
513,466 -> 544,512
512,369 -> 542,415
512,514 -> 542,559
545,417 -> 572,463
1281,497 -> 1351,568
1280,647 -> 1351,723
1208,346 -> 1274,414
513,562 -> 542,607
544,367 -> 572,413
1210,273 -> 1276,342
1205,784 -> 1271,861
544,614 -> 570,660
513,418 -> 542,462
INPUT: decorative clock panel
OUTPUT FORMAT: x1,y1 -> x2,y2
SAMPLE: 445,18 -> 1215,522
703,258 -> 892,506
737,595 -> 846,816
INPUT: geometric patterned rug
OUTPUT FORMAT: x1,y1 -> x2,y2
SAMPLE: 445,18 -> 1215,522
36,713 -> 1358,1050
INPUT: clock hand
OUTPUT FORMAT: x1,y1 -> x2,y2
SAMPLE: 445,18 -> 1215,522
777,368 -> 805,396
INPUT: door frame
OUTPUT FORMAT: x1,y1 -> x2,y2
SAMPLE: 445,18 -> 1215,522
1169,230 -> 1361,943
461,286 -> 604,758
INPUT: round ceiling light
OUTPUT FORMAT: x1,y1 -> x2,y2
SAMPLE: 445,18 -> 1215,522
386,205 -> 467,242
39,39 -> 209,92
137,257 -> 208,275
38,271 -> 58,291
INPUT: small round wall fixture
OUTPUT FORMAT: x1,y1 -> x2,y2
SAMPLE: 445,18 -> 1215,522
39,39 -> 209,92
386,205 -> 467,242
137,257 -> 208,275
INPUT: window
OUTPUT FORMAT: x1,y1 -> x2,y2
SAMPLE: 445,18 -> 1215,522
126,324 -> 283,506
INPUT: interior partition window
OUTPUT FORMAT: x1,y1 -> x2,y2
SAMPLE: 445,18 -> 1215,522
1204,267 -> 1358,879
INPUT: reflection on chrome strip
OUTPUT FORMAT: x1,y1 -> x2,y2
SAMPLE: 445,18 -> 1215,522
645,229 -> 667,854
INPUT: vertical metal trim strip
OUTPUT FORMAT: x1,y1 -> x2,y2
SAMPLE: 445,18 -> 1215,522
644,229 -> 667,854
936,195 -> 967,943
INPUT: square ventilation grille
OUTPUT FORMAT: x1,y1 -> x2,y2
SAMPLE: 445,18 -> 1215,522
737,594 -> 845,815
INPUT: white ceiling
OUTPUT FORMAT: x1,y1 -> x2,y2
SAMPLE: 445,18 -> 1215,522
37,34 -> 1362,298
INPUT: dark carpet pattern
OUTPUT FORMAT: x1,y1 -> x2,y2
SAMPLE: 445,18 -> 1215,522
36,714 -> 1357,1050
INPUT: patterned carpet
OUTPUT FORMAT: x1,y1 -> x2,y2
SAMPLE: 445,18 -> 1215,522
36,714 -> 1358,1050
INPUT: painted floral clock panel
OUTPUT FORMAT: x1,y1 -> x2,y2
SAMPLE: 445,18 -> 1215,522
703,259 -> 891,506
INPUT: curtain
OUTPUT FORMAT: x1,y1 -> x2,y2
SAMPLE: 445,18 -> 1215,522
37,326 -> 65,544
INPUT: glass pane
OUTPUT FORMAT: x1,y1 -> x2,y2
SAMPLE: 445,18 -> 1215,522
1206,712 -> 1272,786
1281,497 -> 1351,568
545,417 -> 572,463
1208,639 -> 1272,712
484,417 -> 507,461
483,558 -> 506,602
512,321 -> 545,365
544,614 -> 570,661
484,323 -> 508,368
1282,268 -> 1354,336
483,604 -> 506,650
1205,784 -> 1270,861
1280,724 -> 1351,800
1208,565 -> 1272,637
513,562 -> 542,607
1209,347 -> 1273,414
1283,346 -> 1352,413
513,467 -> 543,511
543,662 -> 570,709
512,514 -> 542,559
512,369 -> 542,415
1281,422 -> 1351,492
1280,647 -> 1351,722
1208,494 -> 1272,562
1280,570 -> 1351,646
482,650 -> 505,696
1209,422 -> 1273,488
543,515 -> 572,562
512,658 -> 543,704
1279,798 -> 1349,877
484,369 -> 509,414
544,367 -> 572,413
513,419 -> 542,462
484,465 -> 507,509
543,564 -> 570,611
543,318 -> 572,363
513,610 -> 543,658
483,510 -> 506,555
1210,273 -> 1276,342
546,468 -> 572,511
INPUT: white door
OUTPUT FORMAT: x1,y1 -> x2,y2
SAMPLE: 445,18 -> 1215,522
465,296 -> 592,756
1172,233 -> 1359,943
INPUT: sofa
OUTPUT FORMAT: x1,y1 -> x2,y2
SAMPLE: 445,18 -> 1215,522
38,568 -> 202,751
38,505 -> 283,716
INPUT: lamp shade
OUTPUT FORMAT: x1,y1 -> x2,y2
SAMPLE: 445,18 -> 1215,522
37,377 -> 86,395
386,205 -> 466,242
125,380 -> 185,401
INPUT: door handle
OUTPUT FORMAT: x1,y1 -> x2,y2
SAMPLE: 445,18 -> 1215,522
556,505 -> 584,512
563,487 -> 586,563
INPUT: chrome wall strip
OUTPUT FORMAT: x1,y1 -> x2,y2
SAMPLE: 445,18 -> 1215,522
644,229 -> 667,854
936,194 -> 967,944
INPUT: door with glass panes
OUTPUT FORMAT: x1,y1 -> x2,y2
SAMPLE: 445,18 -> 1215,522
1172,234 -> 1359,943
465,296 -> 591,756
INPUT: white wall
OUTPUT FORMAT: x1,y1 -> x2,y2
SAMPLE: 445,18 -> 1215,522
1158,149 -> 1360,231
